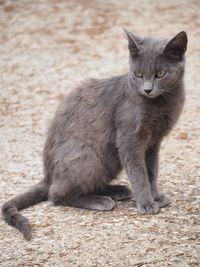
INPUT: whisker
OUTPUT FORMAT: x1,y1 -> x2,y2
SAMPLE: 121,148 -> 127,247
163,90 -> 180,97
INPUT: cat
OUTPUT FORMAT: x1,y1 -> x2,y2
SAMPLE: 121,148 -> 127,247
2,29 -> 187,240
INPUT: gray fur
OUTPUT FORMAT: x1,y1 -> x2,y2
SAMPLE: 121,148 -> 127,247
2,30 -> 187,239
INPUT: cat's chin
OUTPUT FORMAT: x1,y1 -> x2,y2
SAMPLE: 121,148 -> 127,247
144,94 -> 162,99
139,90 -> 164,99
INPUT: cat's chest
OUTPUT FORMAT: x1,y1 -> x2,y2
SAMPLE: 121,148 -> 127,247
141,110 -> 174,142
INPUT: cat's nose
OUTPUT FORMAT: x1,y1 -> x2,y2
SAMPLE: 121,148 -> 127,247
144,89 -> 153,94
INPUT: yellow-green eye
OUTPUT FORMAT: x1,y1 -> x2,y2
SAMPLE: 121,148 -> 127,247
134,70 -> 143,78
155,70 -> 166,78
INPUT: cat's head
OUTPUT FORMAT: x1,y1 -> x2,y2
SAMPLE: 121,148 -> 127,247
124,29 -> 188,99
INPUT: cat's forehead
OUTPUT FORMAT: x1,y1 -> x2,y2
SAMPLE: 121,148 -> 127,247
132,37 -> 170,70
139,37 -> 168,55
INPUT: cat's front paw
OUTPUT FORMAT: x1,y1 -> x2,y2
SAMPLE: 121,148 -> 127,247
137,201 -> 159,215
154,194 -> 170,208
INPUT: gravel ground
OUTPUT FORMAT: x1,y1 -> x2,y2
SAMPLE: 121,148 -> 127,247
0,0 -> 200,266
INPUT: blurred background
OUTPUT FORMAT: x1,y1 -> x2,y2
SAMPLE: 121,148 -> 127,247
0,1 -> 199,266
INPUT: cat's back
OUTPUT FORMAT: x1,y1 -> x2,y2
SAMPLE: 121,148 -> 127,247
47,76 -> 125,145
58,78 -> 110,121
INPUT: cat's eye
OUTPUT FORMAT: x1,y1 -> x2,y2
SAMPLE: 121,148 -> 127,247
155,70 -> 166,78
134,70 -> 143,78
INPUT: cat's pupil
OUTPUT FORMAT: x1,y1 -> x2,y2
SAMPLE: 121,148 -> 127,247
155,70 -> 166,78
134,70 -> 143,78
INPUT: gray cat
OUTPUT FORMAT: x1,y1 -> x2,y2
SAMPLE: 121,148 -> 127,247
2,29 -> 187,240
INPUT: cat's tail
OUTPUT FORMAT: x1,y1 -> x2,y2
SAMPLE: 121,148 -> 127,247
1,180 -> 48,240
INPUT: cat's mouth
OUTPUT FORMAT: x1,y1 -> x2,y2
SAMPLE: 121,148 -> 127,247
140,89 -> 164,99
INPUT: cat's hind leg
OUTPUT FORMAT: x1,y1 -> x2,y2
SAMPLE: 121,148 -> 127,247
97,184 -> 133,201
48,144 -> 120,211
49,185 -> 115,211
66,195 -> 116,211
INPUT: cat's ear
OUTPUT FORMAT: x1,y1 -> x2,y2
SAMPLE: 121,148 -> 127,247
123,28 -> 141,56
163,31 -> 187,60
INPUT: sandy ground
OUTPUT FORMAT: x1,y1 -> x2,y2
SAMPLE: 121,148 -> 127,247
0,0 -> 200,266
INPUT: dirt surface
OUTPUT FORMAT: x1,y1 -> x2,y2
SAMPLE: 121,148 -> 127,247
0,0 -> 200,266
